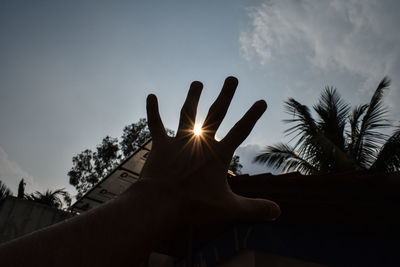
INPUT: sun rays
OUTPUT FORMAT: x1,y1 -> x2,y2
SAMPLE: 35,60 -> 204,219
193,123 -> 202,136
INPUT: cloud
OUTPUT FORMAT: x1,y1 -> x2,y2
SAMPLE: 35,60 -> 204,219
0,146 -> 37,194
240,0 -> 400,118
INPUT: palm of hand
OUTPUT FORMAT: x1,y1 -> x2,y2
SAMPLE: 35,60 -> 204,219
141,77 -> 280,225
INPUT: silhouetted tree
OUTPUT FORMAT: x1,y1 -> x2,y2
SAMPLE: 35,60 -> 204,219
229,155 -> 243,175
17,178 -> 26,198
26,188 -> 71,209
120,118 -> 150,157
0,180 -> 12,202
69,136 -> 120,199
69,118 -> 174,199
254,77 -> 400,174
120,118 -> 174,157
370,126 -> 400,172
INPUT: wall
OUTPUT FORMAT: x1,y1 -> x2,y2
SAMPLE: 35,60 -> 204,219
0,196 -> 72,244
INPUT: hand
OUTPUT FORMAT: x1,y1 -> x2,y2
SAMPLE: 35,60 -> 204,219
139,76 -> 280,225
0,76 -> 280,267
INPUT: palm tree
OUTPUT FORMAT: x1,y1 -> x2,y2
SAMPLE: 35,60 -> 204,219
17,178 -> 26,198
254,77 -> 400,174
26,188 -> 71,209
370,126 -> 400,172
0,180 -> 13,202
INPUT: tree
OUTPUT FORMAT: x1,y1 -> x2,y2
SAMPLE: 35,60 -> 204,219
254,77 -> 400,174
26,188 -> 71,209
94,136 -> 121,178
120,118 -> 175,157
0,180 -> 12,202
68,118 -> 174,199
370,126 -> 400,172
17,178 -> 26,198
68,136 -> 120,199
229,155 -> 243,175
120,118 -> 150,157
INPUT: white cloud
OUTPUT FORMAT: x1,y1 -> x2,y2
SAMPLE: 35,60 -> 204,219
0,146 -> 38,194
240,0 -> 400,117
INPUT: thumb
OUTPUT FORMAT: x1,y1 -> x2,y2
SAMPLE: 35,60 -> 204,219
236,196 -> 281,222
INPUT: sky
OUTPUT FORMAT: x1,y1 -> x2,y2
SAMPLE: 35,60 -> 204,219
1,0 -> 399,198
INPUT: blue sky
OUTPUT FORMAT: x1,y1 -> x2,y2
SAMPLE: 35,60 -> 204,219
1,0 -> 399,196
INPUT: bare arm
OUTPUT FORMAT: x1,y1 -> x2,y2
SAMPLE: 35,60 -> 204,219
0,76 -> 280,266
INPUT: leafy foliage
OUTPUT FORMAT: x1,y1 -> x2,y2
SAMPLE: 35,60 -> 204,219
26,188 -> 71,209
0,180 -> 13,202
68,149 -> 97,198
255,77 -> 399,174
254,143 -> 317,174
94,136 -> 121,179
370,126 -> 400,173
120,118 -> 150,157
229,155 -> 243,175
350,77 -> 391,167
120,118 -> 174,157
68,136 -> 121,199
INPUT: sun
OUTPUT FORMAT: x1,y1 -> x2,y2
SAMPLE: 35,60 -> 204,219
193,123 -> 202,136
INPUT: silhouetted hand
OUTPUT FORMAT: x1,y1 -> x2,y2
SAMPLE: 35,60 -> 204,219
0,77 -> 281,267
139,76 -> 280,225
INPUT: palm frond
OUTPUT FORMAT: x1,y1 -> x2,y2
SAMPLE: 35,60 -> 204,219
355,77 -> 391,167
347,104 -> 368,154
0,180 -> 13,202
279,93 -> 359,174
260,77 -> 394,175
27,188 -> 70,209
307,133 -> 361,173
370,126 -> 400,172
313,87 -> 350,150
283,98 -> 317,147
254,143 -> 318,175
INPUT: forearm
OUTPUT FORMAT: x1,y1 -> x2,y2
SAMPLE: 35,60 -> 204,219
0,76 -> 280,266
0,180 -> 180,267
